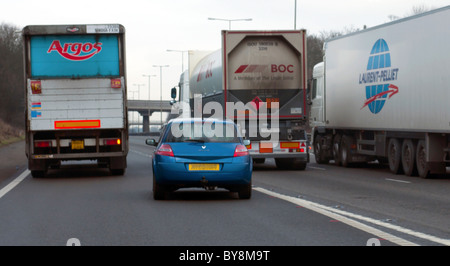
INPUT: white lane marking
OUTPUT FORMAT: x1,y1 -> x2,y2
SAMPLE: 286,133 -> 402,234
129,149 -> 152,158
386,178 -> 411,184
0,169 -> 30,199
307,166 -> 326,171
255,187 -> 447,246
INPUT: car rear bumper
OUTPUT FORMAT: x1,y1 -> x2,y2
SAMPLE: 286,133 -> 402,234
153,157 -> 252,187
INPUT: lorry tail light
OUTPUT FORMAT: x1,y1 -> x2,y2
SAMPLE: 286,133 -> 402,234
156,144 -> 174,157
34,140 -> 52,148
104,138 -> 121,146
234,145 -> 249,157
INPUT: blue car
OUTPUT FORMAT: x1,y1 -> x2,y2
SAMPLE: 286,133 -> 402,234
146,118 -> 253,200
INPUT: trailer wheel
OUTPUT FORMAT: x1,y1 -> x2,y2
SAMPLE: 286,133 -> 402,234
388,138 -> 403,175
31,170 -> 46,178
314,135 -> 328,164
416,140 -> 430,179
402,139 -> 417,176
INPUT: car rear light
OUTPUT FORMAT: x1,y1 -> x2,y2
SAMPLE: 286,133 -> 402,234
104,138 -> 121,146
234,145 -> 249,157
156,144 -> 174,157
34,140 -> 52,148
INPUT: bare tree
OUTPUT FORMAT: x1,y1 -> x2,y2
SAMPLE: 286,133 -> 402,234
0,22 -> 24,128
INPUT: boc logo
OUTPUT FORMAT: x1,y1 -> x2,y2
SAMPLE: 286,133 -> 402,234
359,39 -> 400,114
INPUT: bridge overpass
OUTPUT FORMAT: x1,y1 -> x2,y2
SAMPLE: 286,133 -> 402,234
127,100 -> 174,133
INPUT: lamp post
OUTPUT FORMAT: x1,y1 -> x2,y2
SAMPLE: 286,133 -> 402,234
142,74 -> 157,101
208,17 -> 252,30
133,83 -> 145,99
153,65 -> 170,128
167,50 -> 187,73
132,84 -> 144,132
294,0 -> 298,30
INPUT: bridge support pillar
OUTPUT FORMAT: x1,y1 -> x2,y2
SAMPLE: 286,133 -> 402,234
143,115 -> 150,133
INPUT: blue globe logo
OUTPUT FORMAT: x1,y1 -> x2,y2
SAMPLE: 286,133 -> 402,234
365,39 -> 391,114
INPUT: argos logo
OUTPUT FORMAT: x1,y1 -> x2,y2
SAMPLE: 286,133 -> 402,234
47,40 -> 102,61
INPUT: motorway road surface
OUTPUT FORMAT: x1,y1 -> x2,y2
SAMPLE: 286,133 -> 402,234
0,136 -> 449,247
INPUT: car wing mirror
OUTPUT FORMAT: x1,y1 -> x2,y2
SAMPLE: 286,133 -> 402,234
145,139 -> 158,146
243,139 -> 251,146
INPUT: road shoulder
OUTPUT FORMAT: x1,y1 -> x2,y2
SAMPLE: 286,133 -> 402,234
0,140 -> 27,185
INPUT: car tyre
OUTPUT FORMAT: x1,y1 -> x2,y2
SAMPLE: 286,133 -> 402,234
153,172 -> 165,200
238,183 -> 252,199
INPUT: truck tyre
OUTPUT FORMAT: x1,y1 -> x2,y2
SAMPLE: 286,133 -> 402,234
253,158 -> 266,164
110,156 -> 127,176
31,170 -> 46,178
333,134 -> 342,166
402,139 -> 417,176
416,140 -> 430,179
388,138 -> 403,175
314,135 -> 329,164
340,135 -> 352,168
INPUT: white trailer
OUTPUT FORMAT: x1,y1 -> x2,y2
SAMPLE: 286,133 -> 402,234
23,24 -> 128,177
310,6 -> 450,178
173,30 -> 310,170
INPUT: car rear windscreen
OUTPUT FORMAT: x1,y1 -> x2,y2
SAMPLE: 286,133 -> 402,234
165,121 -> 241,143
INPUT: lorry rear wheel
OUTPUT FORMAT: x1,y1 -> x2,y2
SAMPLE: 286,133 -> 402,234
388,138 -> 403,175
416,140 -> 430,179
402,139 -> 417,176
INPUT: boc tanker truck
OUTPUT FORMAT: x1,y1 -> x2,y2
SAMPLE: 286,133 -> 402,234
172,30 -> 310,170
310,6 -> 450,178
23,24 -> 128,177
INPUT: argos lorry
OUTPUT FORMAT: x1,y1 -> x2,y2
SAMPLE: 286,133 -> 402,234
310,6 -> 450,178
173,30 -> 309,169
23,24 -> 128,177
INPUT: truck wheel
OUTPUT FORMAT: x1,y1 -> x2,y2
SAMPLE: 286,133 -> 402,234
340,135 -> 352,168
388,138 -> 403,175
333,134 -> 342,166
253,158 -> 266,164
402,139 -> 417,176
314,135 -> 329,164
31,170 -> 46,178
416,140 -> 430,179
275,158 -> 291,170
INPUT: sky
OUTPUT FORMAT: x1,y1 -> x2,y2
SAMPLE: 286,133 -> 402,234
1,0 -> 449,105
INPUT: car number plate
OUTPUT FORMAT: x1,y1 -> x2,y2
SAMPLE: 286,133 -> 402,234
71,140 -> 85,150
189,164 -> 220,171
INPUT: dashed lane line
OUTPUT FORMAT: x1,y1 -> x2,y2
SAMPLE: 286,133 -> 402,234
254,187 -> 450,246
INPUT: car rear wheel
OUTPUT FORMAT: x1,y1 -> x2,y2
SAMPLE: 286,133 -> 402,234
238,183 -> 252,199
153,172 -> 166,200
